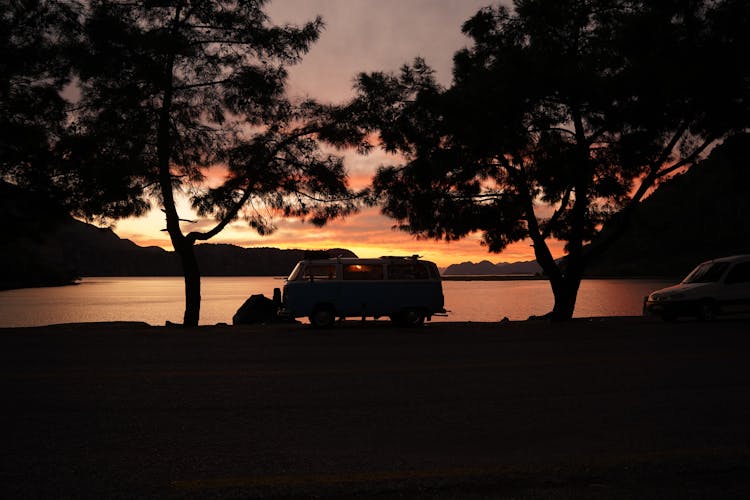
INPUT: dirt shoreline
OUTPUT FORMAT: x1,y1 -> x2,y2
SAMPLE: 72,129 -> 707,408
3,316 -> 749,498
2,314 -> 665,332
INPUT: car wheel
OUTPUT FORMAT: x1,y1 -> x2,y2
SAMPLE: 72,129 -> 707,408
660,312 -> 677,322
401,308 -> 425,327
309,305 -> 336,328
696,301 -> 717,322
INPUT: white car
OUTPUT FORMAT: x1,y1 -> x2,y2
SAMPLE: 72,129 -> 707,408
645,254 -> 750,321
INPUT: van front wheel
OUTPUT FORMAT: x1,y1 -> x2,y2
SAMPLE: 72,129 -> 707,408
309,305 -> 336,328
696,301 -> 717,322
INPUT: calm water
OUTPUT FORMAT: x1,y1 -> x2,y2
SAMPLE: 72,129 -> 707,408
0,277 -> 673,327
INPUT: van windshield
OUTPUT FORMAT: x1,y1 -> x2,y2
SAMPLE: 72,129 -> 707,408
682,262 -> 729,284
287,262 -> 303,281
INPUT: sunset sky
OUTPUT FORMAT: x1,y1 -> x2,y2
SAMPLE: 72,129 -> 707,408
110,0 -> 564,267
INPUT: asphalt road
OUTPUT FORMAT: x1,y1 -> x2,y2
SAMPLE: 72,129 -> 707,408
2,318 -> 750,498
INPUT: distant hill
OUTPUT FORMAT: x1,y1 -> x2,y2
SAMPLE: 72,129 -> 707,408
1,183 -> 356,289
1,182 -> 80,289
585,133 -> 750,277
192,244 -> 356,276
443,260 -> 542,275
50,219 -> 357,276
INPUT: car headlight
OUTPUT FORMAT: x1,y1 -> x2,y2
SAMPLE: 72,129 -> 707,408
650,293 -> 685,301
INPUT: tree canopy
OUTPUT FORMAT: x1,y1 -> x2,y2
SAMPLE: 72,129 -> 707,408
73,0 -> 367,325
354,0 -> 749,319
3,0 -> 365,325
1,1 -> 78,213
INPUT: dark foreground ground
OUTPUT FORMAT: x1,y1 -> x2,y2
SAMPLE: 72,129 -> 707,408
1,317 -> 749,499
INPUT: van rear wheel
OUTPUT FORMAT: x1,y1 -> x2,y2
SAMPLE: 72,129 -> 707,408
400,308 -> 425,327
309,305 -> 336,328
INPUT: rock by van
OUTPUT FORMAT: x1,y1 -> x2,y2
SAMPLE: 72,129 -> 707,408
280,256 -> 446,327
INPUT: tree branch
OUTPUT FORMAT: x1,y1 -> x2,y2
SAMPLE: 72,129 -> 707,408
655,135 -> 715,179
173,78 -> 233,91
187,188 -> 252,243
652,120 -> 690,173
541,185 -> 573,239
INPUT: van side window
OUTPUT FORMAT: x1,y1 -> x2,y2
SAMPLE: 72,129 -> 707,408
343,264 -> 383,280
303,264 -> 337,280
388,262 -> 429,280
725,262 -> 750,284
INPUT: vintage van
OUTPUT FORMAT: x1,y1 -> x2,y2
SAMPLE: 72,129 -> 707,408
644,254 -> 750,321
280,256 -> 446,327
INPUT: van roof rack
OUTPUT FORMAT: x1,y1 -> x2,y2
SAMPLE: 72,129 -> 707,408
379,255 -> 421,260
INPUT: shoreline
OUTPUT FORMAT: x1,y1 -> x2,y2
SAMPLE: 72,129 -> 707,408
0,274 -> 679,292
1,314 -> 660,331
2,313 -> 743,334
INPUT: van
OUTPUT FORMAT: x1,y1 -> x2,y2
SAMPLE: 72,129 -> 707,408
280,256 -> 446,327
644,254 -> 750,321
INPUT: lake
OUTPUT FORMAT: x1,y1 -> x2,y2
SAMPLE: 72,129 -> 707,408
0,276 -> 674,327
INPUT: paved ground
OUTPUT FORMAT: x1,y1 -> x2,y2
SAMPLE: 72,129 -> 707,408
1,317 -> 750,498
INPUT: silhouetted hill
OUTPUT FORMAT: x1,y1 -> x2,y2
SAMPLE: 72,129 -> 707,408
193,244 -> 356,276
1,182 -> 80,289
54,220 -> 177,277
443,260 -> 542,275
585,133 -> 750,277
1,183 -> 356,289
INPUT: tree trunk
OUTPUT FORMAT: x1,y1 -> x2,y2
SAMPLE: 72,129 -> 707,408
175,240 -> 201,327
549,274 -> 581,321
527,221 -> 585,321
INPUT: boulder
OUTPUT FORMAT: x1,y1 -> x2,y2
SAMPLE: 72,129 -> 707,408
232,294 -> 278,325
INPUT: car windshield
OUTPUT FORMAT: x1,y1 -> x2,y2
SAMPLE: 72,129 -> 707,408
682,262 -> 729,284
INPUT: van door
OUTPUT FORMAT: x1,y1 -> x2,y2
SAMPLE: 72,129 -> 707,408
386,260 -> 444,314
339,263 -> 386,317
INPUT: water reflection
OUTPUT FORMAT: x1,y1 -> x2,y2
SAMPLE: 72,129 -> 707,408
0,277 -> 673,327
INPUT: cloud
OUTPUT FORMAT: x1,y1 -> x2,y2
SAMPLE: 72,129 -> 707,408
268,0 -> 509,102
